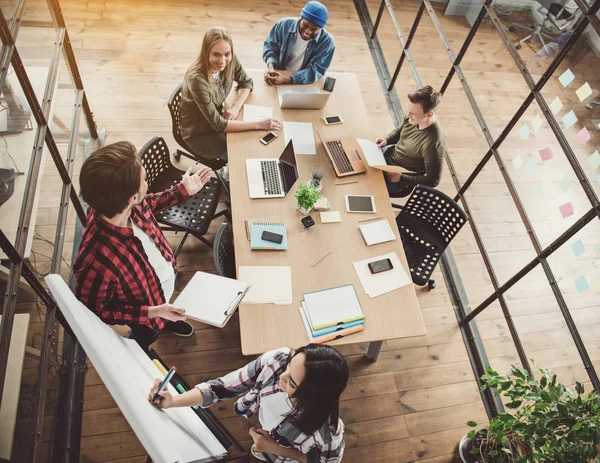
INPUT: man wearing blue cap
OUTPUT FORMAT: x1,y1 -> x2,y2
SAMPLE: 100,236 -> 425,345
263,1 -> 335,85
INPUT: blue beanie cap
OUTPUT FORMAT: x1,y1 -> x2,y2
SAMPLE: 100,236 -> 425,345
300,1 -> 328,28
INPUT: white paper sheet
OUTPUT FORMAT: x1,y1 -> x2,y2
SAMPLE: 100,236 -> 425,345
243,104 -> 273,122
353,252 -> 411,298
44,275 -> 226,463
303,284 -> 363,330
283,121 -> 316,155
238,266 -> 293,305
359,219 -> 397,246
356,138 -> 408,173
320,211 -> 341,223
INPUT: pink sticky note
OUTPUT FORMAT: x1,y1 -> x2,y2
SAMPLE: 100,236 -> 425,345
576,127 -> 591,146
559,202 -> 574,218
539,147 -> 554,161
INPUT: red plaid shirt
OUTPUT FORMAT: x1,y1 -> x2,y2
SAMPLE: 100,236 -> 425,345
73,183 -> 189,331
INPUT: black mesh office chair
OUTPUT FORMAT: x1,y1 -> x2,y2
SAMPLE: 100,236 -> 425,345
138,136 -> 226,256
213,222 -> 236,278
395,185 -> 467,290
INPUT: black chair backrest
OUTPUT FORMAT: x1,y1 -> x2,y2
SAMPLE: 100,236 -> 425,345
167,85 -> 187,149
138,136 -> 171,191
213,222 -> 236,278
396,185 -> 467,285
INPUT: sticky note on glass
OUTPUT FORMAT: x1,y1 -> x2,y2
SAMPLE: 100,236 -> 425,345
561,110 -> 577,129
589,151 -> 600,170
559,177 -> 571,193
575,276 -> 589,293
531,115 -> 544,132
526,162 -> 537,176
571,240 -> 585,257
549,97 -> 563,115
539,147 -> 553,161
519,124 -> 530,139
576,127 -> 591,146
512,155 -> 523,170
575,82 -> 593,102
558,68 -> 575,87
559,202 -> 574,218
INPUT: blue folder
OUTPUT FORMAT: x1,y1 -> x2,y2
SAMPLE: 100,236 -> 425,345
311,318 -> 365,337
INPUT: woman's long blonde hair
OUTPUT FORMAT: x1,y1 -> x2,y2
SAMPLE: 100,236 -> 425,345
185,27 -> 235,82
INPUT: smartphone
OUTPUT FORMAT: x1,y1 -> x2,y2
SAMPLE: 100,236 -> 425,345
261,230 -> 283,244
323,76 -> 336,92
260,132 -> 278,145
368,258 -> 393,274
323,115 -> 343,125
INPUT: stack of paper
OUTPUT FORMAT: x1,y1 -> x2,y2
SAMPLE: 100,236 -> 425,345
359,219 -> 397,246
299,305 -> 364,344
353,252 -> 411,298
243,104 -> 273,122
283,121 -> 316,155
173,272 -> 250,328
237,266 -> 293,305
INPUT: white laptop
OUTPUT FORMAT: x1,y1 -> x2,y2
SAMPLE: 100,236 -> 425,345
246,140 -> 299,199
277,86 -> 330,110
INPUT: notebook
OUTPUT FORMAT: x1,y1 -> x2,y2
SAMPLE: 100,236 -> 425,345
356,138 -> 409,174
300,300 -> 364,336
359,219 -> 396,246
303,284 -> 364,331
237,266 -> 293,305
172,272 -> 250,328
250,222 -> 287,250
299,306 -> 364,344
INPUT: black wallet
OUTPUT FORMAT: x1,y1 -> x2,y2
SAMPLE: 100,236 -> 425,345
323,77 -> 336,92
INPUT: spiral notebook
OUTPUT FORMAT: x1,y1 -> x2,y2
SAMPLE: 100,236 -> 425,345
250,222 -> 287,250
172,272 -> 250,328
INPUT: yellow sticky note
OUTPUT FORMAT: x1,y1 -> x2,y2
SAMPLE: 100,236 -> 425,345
549,97 -> 563,115
531,115 -> 543,132
576,82 -> 593,102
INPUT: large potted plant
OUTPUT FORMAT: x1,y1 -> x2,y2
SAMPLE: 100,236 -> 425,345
295,183 -> 320,215
461,365 -> 600,462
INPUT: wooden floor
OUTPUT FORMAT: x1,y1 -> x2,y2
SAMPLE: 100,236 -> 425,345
8,0 -> 600,461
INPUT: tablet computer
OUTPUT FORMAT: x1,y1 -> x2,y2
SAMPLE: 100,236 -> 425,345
345,195 -> 376,213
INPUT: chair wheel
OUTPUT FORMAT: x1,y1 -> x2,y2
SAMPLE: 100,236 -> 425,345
173,150 -> 181,160
516,44 -> 522,50
508,25 -> 515,32
427,280 -> 436,291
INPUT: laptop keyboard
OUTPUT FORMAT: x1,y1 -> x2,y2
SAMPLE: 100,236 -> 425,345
326,140 -> 354,173
260,160 -> 283,196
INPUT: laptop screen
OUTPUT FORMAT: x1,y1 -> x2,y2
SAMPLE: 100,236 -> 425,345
279,140 -> 299,195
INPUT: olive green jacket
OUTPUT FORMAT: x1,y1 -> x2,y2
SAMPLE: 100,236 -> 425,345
180,57 -> 253,159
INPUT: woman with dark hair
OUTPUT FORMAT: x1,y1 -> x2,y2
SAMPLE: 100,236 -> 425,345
180,26 -> 282,161
149,344 -> 349,462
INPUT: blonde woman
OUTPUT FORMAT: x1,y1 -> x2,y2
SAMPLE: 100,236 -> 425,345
180,27 -> 282,162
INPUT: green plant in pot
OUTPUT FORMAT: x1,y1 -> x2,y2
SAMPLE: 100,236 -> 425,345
295,183 -> 320,215
460,365 -> 600,463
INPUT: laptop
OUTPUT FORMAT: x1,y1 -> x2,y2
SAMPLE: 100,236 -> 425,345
278,87 -> 330,110
246,140 -> 299,199
315,130 -> 367,177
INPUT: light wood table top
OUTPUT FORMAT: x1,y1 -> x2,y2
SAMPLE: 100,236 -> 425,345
227,71 -> 425,355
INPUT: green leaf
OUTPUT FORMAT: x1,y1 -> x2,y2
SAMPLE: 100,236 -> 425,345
497,413 -> 516,423
576,382 -> 584,394
541,390 -> 551,402
469,448 -> 479,455
466,421 -> 477,427
467,430 -> 476,439
505,401 -> 522,409
573,422 -> 582,431
511,365 -> 527,379
501,435 -> 510,448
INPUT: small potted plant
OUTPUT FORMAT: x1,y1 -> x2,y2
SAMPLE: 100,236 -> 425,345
295,183 -> 320,215
309,167 -> 326,193
460,364 -> 600,462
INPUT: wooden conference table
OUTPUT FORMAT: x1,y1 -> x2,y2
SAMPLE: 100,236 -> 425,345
227,71 -> 425,358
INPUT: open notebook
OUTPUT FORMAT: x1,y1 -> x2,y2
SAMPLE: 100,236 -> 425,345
44,275 -> 227,463
173,271 -> 250,328
303,284 -> 364,331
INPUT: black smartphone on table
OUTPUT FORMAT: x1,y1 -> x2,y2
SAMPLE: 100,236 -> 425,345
368,258 -> 393,274
261,230 -> 283,244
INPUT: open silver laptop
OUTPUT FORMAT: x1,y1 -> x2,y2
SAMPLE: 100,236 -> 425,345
278,86 -> 330,110
246,140 -> 299,199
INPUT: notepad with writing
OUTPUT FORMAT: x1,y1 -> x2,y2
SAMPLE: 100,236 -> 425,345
172,272 -> 250,328
250,222 -> 287,250
303,284 -> 364,331
359,219 -> 396,246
